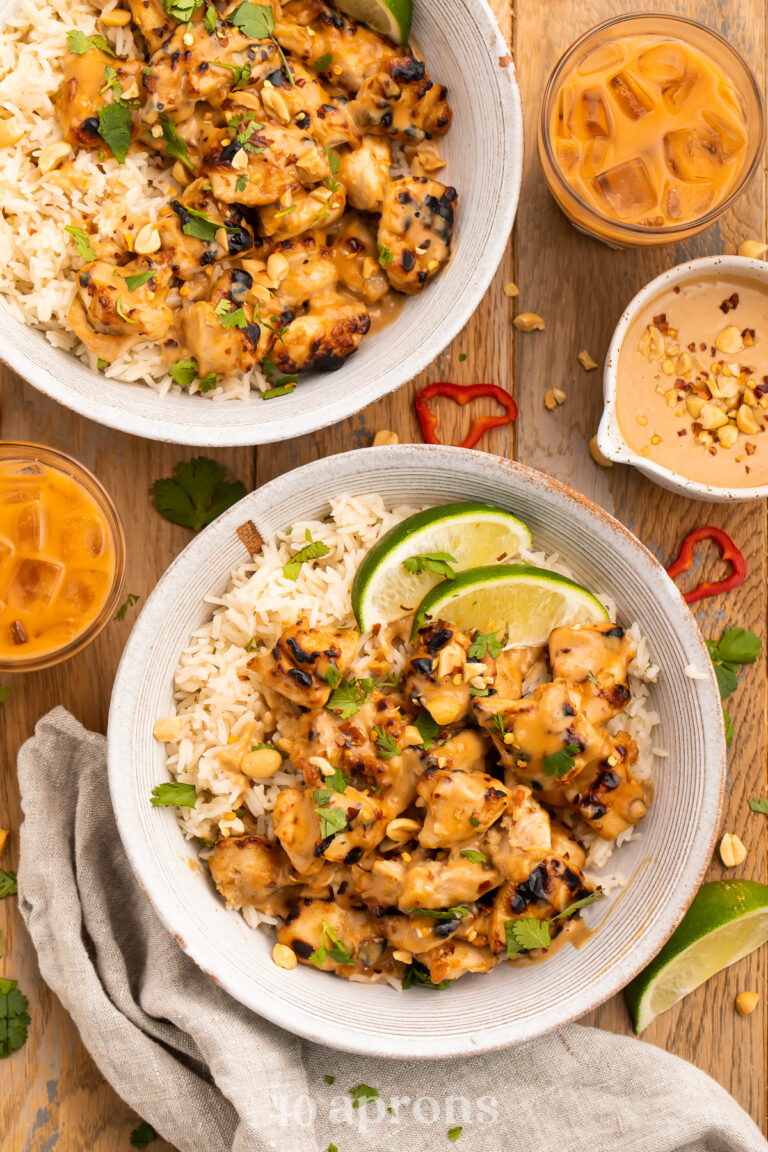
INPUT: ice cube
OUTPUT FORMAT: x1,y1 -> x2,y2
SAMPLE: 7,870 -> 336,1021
16,503 -> 42,550
568,87 -> 613,139
662,179 -> 716,221
637,41 -> 688,87
608,70 -> 654,119
703,111 -> 747,159
593,157 -> 658,218
37,619 -> 81,648
576,42 -> 626,76
1,488 -> 41,504
662,68 -> 700,111
59,569 -> 109,613
555,139 -> 580,175
553,82 -> 576,139
664,126 -> 729,182
60,515 -> 105,562
7,558 -> 63,611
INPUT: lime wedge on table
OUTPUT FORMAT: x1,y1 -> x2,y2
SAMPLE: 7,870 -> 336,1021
625,880 -> 768,1034
333,0 -> 411,42
351,502 -> 532,632
411,565 -> 608,643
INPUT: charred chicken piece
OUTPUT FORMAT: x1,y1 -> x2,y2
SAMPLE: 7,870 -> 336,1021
378,176 -> 456,295
549,622 -> 635,725
249,618 -> 360,708
208,834 -> 295,914
404,620 -> 473,726
351,56 -> 452,144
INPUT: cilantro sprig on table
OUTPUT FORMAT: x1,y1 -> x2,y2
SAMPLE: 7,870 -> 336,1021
0,870 -> 18,899
151,457 -> 246,532
505,893 -> 600,958
129,1121 -> 157,1148
706,626 -> 761,746
0,977 -> 31,1059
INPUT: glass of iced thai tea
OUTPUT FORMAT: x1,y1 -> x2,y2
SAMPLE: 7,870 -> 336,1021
0,443 -> 125,671
538,13 -> 765,247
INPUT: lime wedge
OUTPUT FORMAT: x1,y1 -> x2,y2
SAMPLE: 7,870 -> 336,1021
332,0 -> 411,41
351,503 -> 532,633
625,880 -> 768,1034
411,564 -> 607,643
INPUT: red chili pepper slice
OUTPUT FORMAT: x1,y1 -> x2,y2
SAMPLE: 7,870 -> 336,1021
666,526 -> 747,605
415,382 -> 517,450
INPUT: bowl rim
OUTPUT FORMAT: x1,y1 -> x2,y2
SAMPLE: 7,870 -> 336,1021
538,11 -> 766,243
0,0 -> 523,447
107,444 -> 726,1057
597,254 -> 768,501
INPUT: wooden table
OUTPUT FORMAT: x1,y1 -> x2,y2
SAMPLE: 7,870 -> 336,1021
2,0 -> 767,1145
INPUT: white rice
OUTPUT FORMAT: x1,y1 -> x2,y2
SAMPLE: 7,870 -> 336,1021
159,494 -> 662,926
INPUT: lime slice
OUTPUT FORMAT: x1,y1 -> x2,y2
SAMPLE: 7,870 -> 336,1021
625,880 -> 768,1034
411,564 -> 607,643
351,502 -> 532,633
332,0 -> 411,41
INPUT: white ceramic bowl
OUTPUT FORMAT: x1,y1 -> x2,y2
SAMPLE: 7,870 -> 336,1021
597,255 -> 768,502
0,0 -> 521,447
108,445 -> 726,1058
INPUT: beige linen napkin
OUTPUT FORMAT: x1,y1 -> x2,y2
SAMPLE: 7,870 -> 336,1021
16,708 -> 768,1152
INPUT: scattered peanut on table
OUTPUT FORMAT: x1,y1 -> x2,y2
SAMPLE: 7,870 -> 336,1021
719,832 -> 747,868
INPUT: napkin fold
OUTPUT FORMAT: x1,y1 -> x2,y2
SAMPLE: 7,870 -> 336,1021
16,708 -> 768,1152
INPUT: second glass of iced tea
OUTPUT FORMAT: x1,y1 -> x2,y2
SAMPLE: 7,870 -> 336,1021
538,13 -> 765,247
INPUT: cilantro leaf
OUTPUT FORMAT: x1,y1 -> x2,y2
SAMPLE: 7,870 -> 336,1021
115,592 -> 140,621
412,709 -> 440,749
324,1074 -> 335,1085
402,551 -> 456,579
549,893 -> 600,922
323,766 -> 348,793
212,59 -> 251,87
460,849 -> 487,863
749,797 -> 768,815
150,782 -> 196,808
0,686 -> 8,704
129,1121 -> 157,1149
412,906 -> 470,920
309,920 -> 353,968
349,1084 -> 379,1108
312,789 -> 347,839
235,173 -> 249,193
67,29 -> 116,56
723,707 -> 734,746
469,685 -> 489,697
315,52 -> 332,70
323,664 -> 342,688
115,296 -> 137,325
326,676 -> 373,719
227,1 -> 275,37
0,978 -> 30,1058
97,99 -> 132,164
542,742 -> 580,779
180,205 -> 222,242
491,713 -> 506,738
468,629 -> 505,661
373,725 -> 400,759
99,65 -> 120,96
712,661 -> 739,700
162,0 -> 202,21
262,383 -> 296,399
377,242 -> 393,266
710,627 -> 762,666
204,3 -> 217,32
0,870 -> 17,899
159,114 -> 194,172
65,224 -> 97,262
282,532 -> 330,580
197,372 -> 218,393
218,305 -> 247,330
505,917 -> 551,957
151,457 -> 246,532
449,1127 -> 462,1141
169,357 -> 198,388
402,960 -> 451,990
119,270 -> 154,292
468,811 -> 480,827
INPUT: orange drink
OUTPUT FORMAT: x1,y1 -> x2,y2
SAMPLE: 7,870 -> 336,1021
539,15 -> 765,247
0,444 -> 125,670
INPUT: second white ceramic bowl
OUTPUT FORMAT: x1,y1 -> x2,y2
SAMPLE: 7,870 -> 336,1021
597,255 -> 768,502
108,445 -> 725,1058
0,0 -> 522,446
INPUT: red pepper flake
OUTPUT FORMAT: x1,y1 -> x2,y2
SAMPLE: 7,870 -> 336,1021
667,526 -> 747,605
415,381 -> 517,450
677,429 -> 687,436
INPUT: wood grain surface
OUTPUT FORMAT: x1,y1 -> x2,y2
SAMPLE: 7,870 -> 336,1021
1,0 -> 767,1146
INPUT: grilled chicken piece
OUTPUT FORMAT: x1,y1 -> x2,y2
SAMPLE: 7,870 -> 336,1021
258,183 -> 346,239
272,777 -> 388,870
423,728 -> 489,775
356,853 -> 499,913
57,48 -> 143,149
484,785 -> 552,882
258,61 -> 360,148
404,620 -> 473,726
273,0 -> 396,94
351,56 -> 451,144
549,622 -> 635,725
208,834 -> 294,913
156,179 -> 256,280
179,299 -> 262,379
271,291 -> 370,373
489,855 -> 595,956
142,21 -> 276,121
278,897 -> 391,974
271,786 -> 325,875
379,910 -> 464,954
422,940 -> 497,984
474,679 -> 616,795
74,257 -> 173,340
564,731 -> 647,840
249,619 -> 360,708
332,215 -> 390,303
336,135 -> 391,211
417,766 -> 509,849
378,175 -> 456,295
125,0 -> 176,53
550,821 -> 587,870
201,116 -> 332,206
488,645 -> 543,700
270,233 -> 338,308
